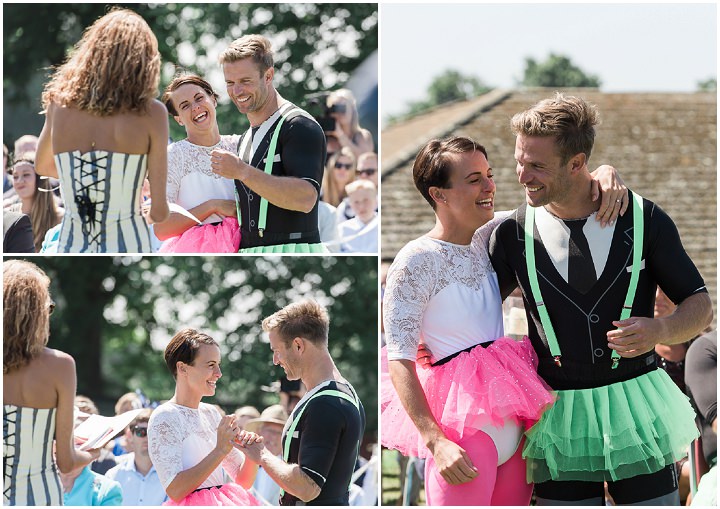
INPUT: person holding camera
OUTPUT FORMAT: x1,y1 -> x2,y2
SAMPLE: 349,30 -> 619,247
210,35 -> 327,253
324,89 -> 374,160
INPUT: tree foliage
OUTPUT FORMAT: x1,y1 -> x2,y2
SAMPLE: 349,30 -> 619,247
9,256 -> 379,436
520,53 -> 601,88
388,69 -> 491,124
697,77 -> 717,91
3,3 -> 378,145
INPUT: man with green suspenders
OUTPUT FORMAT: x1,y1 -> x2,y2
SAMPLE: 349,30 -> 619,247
210,35 -> 327,253
235,300 -> 365,505
489,93 -> 713,505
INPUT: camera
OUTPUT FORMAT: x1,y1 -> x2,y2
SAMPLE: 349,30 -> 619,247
304,92 -> 346,132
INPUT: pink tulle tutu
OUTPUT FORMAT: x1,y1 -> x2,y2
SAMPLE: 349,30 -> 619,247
381,337 -> 555,458
159,217 -> 240,253
164,483 -> 259,506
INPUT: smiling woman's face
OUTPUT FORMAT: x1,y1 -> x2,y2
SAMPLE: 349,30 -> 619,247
170,84 -> 218,135
12,162 -> 37,201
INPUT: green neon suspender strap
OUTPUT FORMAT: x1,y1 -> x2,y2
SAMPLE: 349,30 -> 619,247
524,192 -> 644,370
234,112 -> 289,237
279,387 -> 361,498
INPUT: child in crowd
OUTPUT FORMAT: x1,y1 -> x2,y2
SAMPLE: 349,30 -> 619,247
338,180 -> 377,253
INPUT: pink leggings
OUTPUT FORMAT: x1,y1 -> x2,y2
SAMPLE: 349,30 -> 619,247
424,431 -> 532,506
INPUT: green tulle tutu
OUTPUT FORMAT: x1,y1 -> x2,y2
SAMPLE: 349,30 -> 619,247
239,242 -> 328,254
523,368 -> 699,483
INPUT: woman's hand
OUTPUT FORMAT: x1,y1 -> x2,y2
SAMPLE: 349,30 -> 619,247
590,165 -> 629,227
215,415 -> 240,456
212,199 -> 238,218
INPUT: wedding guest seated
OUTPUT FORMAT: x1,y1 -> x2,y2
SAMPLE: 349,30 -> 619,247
338,180 -> 378,253
106,409 -> 168,506
60,409 -> 123,506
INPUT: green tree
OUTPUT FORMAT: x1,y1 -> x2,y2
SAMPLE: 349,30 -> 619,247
3,3 -> 378,145
388,69 -> 491,124
9,256 -> 379,436
697,77 -> 717,91
521,53 -> 601,88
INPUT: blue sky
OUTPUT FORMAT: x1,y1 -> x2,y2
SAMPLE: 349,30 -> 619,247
380,3 -> 717,120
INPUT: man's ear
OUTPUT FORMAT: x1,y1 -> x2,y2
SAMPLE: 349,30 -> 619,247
292,337 -> 304,353
568,152 -> 587,174
265,67 -> 275,85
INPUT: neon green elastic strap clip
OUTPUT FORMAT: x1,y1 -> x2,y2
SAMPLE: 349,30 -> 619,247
279,388 -> 360,498
234,112 -> 289,236
524,192 -> 644,369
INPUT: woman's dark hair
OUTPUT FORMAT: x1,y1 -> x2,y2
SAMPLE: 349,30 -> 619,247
164,328 -> 218,379
412,137 -> 488,209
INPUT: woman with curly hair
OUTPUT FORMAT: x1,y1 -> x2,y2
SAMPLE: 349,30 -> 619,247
35,8 -> 169,253
7,158 -> 62,252
3,260 -> 100,505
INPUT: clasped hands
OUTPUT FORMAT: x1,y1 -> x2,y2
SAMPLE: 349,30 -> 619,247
216,415 -> 263,456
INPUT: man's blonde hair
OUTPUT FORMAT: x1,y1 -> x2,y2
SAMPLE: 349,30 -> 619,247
219,34 -> 274,74
510,92 -> 598,165
262,300 -> 329,347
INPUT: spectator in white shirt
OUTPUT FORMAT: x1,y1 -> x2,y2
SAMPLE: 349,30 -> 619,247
105,409 -> 168,506
338,180 -> 378,253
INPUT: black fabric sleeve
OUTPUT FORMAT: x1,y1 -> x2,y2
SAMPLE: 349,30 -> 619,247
685,331 -> 717,425
297,399 -> 344,488
645,202 -> 708,304
489,218 -> 520,301
281,115 -> 326,194
4,212 -> 35,253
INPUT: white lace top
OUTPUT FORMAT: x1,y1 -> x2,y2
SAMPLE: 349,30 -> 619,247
166,135 -> 239,224
384,212 -> 510,362
147,401 -> 245,490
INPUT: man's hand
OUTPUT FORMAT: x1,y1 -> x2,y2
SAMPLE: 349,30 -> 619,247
233,433 -> 265,464
428,436 -> 478,485
607,317 -> 663,357
210,149 -> 247,181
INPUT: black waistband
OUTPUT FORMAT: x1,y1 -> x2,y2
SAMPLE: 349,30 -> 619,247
192,485 -> 223,493
286,493 -> 349,506
431,341 -> 492,367
240,228 -> 320,248
539,354 -> 657,390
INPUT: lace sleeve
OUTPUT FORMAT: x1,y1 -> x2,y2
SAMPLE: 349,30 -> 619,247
166,143 -> 184,204
148,407 -> 184,490
383,242 -> 437,361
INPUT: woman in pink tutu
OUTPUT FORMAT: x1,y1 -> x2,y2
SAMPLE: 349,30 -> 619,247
148,328 -> 260,505
153,74 -> 240,253
381,136 -> 627,505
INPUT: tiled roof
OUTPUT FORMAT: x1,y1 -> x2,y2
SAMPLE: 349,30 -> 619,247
381,88 -> 716,319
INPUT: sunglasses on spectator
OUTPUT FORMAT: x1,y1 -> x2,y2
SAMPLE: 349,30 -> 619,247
357,168 -> 377,176
130,426 -> 148,438
334,162 -> 353,170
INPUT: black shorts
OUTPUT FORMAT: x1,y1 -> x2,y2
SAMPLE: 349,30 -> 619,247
534,464 -> 678,504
